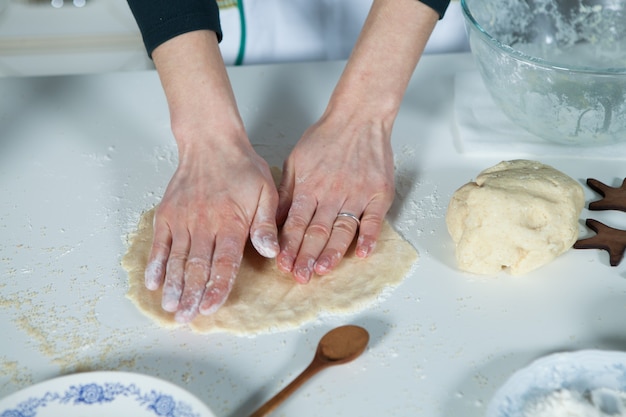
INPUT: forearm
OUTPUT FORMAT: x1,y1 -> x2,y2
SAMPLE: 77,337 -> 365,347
327,0 -> 439,127
152,30 -> 248,158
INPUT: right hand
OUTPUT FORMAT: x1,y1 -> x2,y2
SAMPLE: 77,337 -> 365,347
145,30 -> 280,323
144,139 -> 280,324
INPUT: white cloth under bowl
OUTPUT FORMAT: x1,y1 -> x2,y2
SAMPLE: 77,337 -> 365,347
453,71 -> 626,159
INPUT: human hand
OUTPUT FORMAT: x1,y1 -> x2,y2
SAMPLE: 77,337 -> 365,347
276,112 -> 395,283
270,0 -> 438,284
144,143 -> 279,323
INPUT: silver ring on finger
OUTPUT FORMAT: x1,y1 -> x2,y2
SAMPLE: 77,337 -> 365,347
336,212 -> 361,228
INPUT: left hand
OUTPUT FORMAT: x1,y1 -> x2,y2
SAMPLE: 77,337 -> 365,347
272,0 -> 437,284
276,110 -> 395,283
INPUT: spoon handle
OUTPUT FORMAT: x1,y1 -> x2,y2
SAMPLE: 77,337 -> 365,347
248,358 -> 326,417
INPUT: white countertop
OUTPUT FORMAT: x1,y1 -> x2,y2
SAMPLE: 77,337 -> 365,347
2,53 -> 626,417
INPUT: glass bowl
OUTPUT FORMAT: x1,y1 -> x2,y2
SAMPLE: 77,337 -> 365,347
460,0 -> 626,146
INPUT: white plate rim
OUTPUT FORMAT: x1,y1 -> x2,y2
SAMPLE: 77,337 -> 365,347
0,370 -> 216,417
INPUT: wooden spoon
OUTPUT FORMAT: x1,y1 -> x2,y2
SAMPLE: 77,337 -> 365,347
249,324 -> 370,417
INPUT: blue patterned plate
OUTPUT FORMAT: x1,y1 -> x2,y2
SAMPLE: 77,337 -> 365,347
486,350 -> 626,417
0,371 -> 216,417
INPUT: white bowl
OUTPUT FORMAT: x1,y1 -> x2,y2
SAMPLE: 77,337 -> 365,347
0,371 -> 216,417
487,350 -> 626,417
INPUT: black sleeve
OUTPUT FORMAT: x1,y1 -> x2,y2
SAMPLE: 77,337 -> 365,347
126,0 -> 222,58
420,0 -> 451,19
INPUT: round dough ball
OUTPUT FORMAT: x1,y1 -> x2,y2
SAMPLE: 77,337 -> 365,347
446,160 -> 584,275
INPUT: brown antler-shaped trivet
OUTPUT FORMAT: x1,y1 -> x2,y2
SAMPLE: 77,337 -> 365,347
574,218 -> 626,266
587,178 -> 626,211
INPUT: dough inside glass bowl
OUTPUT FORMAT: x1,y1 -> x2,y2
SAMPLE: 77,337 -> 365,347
461,0 -> 626,145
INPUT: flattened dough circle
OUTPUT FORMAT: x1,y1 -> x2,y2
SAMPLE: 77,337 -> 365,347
123,208 -> 418,335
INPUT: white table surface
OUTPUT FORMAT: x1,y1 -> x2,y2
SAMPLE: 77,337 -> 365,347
2,53 -> 626,417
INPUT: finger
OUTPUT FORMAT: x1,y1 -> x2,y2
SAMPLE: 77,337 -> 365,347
290,205 -> 338,283
276,193 -> 317,277
199,235 -> 244,315
355,199 -> 390,258
144,217 -> 172,291
250,183 -> 280,258
161,228 -> 190,312
314,210 -> 361,275
174,255 -> 211,323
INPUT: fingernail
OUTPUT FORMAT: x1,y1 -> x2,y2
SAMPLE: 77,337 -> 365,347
278,253 -> 294,273
295,258 -> 315,283
199,294 -> 227,316
144,260 -> 164,290
251,231 -> 279,258
199,279 -> 229,316
161,284 -> 181,312
315,259 -> 330,274
174,308 -> 196,324
161,293 -> 180,312
295,266 -> 311,283
356,237 -> 376,258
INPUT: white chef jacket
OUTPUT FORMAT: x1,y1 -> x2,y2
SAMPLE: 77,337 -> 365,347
216,0 -> 468,66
